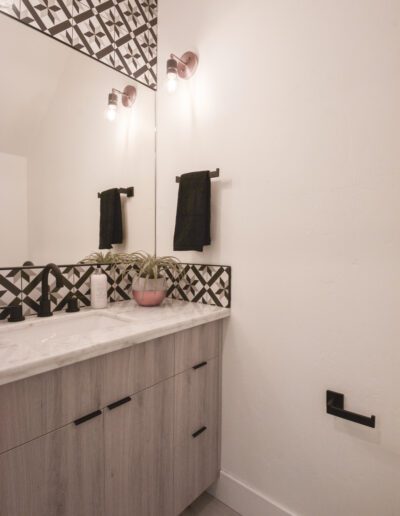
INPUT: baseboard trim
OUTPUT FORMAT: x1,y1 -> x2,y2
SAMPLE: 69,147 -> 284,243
208,470 -> 295,516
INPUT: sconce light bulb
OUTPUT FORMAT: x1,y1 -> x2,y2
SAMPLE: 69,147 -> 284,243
105,91 -> 118,121
166,71 -> 178,93
105,103 -> 117,121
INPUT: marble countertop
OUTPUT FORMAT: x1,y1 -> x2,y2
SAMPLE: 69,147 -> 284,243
0,300 -> 230,386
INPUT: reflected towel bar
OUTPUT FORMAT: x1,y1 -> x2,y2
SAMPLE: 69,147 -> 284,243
175,168 -> 220,183
97,187 -> 134,198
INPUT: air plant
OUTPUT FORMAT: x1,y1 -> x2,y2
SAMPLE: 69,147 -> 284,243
81,251 -> 181,279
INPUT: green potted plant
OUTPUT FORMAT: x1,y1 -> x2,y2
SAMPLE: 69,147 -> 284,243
127,251 -> 180,306
81,251 -> 181,307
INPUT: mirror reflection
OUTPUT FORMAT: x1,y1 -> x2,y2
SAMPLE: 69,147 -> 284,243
0,14 -> 156,267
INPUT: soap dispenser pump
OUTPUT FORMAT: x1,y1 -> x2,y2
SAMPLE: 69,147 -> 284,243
90,267 -> 108,309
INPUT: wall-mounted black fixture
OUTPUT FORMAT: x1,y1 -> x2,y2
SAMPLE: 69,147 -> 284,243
326,390 -> 376,428
176,168 -> 220,183
97,187 -> 134,198
0,305 -> 25,323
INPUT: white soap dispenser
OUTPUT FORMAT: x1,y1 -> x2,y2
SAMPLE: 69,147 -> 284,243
90,266 -> 108,309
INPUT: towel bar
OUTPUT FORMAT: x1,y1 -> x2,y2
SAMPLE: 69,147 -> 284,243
176,168 -> 220,183
97,187 -> 134,198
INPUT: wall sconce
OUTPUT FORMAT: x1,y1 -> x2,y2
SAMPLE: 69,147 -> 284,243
105,85 -> 137,121
166,51 -> 199,93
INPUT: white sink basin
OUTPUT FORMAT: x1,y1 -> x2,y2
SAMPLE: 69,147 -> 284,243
0,312 -> 129,346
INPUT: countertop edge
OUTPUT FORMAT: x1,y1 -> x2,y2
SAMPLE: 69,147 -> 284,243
0,307 -> 230,387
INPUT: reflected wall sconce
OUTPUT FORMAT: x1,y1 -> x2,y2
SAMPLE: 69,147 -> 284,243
105,85 -> 137,121
166,51 -> 199,93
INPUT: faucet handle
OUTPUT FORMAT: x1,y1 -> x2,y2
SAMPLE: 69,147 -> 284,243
1,305 -> 25,323
66,296 -> 80,313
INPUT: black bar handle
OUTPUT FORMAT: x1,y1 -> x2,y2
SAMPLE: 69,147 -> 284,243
192,426 -> 207,438
176,168 -> 220,183
107,396 -> 132,411
74,409 -> 102,426
193,361 -> 208,370
326,390 -> 376,428
98,187 -> 134,198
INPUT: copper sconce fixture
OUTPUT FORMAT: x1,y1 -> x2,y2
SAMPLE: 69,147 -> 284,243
166,51 -> 199,92
105,85 -> 137,121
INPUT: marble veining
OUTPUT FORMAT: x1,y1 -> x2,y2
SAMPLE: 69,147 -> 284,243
0,299 -> 230,386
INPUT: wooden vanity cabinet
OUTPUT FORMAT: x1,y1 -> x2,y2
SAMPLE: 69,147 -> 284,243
0,412 -> 104,516
0,320 -> 223,516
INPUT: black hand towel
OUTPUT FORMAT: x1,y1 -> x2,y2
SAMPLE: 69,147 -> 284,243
99,188 -> 123,249
173,171 -> 211,252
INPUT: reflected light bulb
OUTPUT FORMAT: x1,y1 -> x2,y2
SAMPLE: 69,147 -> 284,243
166,71 -> 178,93
105,104 -> 117,121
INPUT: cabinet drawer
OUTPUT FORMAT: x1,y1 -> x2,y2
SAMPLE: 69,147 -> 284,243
175,321 -> 222,374
101,334 -> 174,407
0,356 -> 103,454
174,357 -> 220,514
0,411 -> 104,516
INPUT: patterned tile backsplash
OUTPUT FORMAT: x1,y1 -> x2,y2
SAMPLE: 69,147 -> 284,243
0,0 -> 157,90
0,263 -> 231,320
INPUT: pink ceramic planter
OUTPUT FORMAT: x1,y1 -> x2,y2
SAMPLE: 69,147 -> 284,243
132,277 -> 167,307
132,289 -> 166,307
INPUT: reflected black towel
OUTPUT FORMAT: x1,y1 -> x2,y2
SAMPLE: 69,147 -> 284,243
173,171 -> 211,252
99,188 -> 123,249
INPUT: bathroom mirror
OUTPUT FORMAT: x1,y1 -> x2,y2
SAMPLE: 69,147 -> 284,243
0,13 -> 156,267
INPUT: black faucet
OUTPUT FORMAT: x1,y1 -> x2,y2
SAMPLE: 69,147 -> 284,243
0,305 -> 25,323
38,263 -> 65,317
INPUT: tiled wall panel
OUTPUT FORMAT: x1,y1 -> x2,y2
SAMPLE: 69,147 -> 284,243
0,263 -> 231,320
0,0 -> 157,89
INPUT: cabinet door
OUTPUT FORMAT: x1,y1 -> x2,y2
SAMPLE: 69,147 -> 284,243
0,412 -> 104,516
105,378 -> 174,516
174,357 -> 220,515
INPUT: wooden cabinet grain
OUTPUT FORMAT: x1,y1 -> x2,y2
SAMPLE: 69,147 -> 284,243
104,378 -> 174,516
0,413 -> 104,516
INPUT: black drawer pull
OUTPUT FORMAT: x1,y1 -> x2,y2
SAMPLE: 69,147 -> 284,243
107,396 -> 132,411
74,409 -> 102,426
192,426 -> 207,438
326,390 -> 376,428
193,361 -> 207,370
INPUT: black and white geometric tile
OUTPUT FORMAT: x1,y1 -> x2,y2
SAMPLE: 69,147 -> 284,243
0,0 -> 157,90
112,263 -> 135,301
164,264 -> 231,309
0,262 -> 231,322
0,268 -> 22,320
0,0 -> 20,18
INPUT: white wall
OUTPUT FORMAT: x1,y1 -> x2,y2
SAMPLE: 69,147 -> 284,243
156,2 -> 400,515
0,152 -> 28,266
